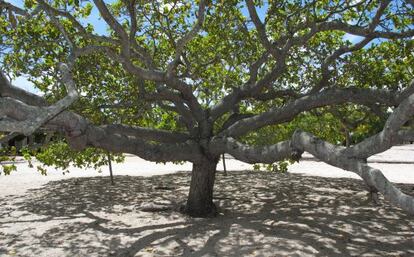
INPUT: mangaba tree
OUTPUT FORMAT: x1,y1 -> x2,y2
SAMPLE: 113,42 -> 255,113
1,0 -> 414,217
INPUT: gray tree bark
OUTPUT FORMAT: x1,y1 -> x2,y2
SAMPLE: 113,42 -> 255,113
185,156 -> 219,217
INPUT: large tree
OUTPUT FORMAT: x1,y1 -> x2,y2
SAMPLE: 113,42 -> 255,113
1,0 -> 414,217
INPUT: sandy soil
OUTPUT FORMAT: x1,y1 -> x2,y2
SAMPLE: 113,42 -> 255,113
1,145 -> 414,257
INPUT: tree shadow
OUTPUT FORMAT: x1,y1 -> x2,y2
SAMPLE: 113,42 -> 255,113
1,171 -> 413,256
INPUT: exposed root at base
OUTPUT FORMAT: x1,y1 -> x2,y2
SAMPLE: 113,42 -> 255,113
180,202 -> 219,218
139,203 -> 174,212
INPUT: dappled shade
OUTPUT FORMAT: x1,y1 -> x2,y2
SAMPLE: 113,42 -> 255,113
1,171 -> 413,256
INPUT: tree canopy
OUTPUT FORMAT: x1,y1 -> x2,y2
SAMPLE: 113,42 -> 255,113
1,0 -> 414,216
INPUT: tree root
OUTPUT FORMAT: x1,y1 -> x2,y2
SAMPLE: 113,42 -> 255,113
139,203 -> 174,212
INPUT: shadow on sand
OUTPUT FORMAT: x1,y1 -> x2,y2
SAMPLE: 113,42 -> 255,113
1,171 -> 413,256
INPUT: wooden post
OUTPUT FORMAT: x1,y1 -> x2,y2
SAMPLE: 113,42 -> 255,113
107,151 -> 114,185
222,153 -> 227,176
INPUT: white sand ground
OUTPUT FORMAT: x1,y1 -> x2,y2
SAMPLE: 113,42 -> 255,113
0,145 -> 413,256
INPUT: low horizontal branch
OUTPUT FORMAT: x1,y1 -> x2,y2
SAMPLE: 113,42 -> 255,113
223,87 -> 401,138
210,137 -> 295,164
103,124 -> 190,143
80,125 -> 202,162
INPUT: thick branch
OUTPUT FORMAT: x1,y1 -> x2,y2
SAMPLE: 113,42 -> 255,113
210,61 -> 286,121
0,89 -> 202,162
0,64 -> 79,136
210,137 -> 295,164
344,81 -> 414,158
212,0 -> 412,123
81,126 -> 201,162
93,0 -> 128,40
103,124 -> 190,143
0,68 -> 202,162
291,129 -> 414,214
357,164 -> 414,213
245,0 -> 279,57
223,87 -> 399,138
254,89 -> 299,101
311,36 -> 374,93
0,72 -> 46,106
321,21 -> 414,39
38,0 -> 74,49
166,0 -> 206,75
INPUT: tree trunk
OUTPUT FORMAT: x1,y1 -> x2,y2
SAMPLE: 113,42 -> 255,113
344,126 -> 351,148
185,157 -> 218,217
